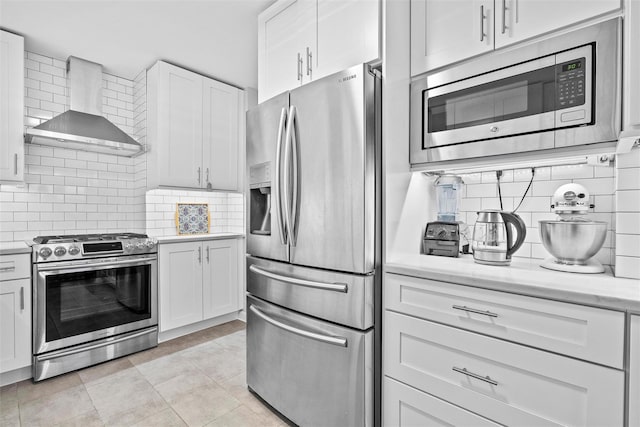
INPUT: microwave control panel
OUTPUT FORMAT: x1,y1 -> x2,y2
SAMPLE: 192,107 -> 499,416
556,57 -> 586,109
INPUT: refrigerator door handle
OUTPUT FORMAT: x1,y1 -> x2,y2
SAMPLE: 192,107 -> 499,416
283,105 -> 299,246
249,304 -> 348,347
275,107 -> 288,245
249,264 -> 348,293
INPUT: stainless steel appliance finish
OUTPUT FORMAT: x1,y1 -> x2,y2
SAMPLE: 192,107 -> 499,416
472,210 -> 527,266
247,295 -> 373,427
410,18 -> 621,165
32,232 -> 158,381
25,57 -> 144,157
246,64 -> 380,427
539,220 -> 607,264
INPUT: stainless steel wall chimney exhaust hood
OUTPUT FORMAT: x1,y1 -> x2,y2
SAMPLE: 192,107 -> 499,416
25,57 -> 144,157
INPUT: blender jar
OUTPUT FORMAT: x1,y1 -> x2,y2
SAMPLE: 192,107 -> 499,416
434,175 -> 463,222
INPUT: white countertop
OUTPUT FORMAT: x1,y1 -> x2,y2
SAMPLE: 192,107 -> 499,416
386,253 -> 640,313
155,233 -> 245,244
0,241 -> 32,255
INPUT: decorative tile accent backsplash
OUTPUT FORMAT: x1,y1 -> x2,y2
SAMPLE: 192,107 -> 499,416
145,189 -> 244,237
455,163 -> 616,267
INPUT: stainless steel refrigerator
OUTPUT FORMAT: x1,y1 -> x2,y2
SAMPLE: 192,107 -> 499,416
245,64 -> 381,427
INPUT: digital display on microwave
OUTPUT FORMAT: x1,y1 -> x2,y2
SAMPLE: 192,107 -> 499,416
562,61 -> 582,72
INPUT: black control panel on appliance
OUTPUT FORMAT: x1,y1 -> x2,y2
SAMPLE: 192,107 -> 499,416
423,221 -> 460,258
556,57 -> 586,109
83,242 -> 123,253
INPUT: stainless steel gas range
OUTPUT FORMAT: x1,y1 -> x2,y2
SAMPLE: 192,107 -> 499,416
31,233 -> 158,382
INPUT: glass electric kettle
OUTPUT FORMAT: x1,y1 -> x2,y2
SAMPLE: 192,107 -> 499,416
472,210 -> 527,266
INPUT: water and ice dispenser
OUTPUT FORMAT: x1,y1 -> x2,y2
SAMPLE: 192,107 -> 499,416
249,162 -> 272,235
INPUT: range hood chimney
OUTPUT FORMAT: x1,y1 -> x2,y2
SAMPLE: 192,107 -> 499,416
25,57 -> 144,157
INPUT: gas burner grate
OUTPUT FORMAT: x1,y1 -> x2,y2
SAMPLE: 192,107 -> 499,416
33,232 -> 148,244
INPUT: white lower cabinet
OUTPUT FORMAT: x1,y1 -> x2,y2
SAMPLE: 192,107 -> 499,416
159,239 -> 240,332
0,254 -> 31,374
383,273 -> 625,426
384,377 -> 499,427
630,315 -> 640,426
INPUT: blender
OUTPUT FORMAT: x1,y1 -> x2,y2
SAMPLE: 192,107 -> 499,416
423,175 -> 465,257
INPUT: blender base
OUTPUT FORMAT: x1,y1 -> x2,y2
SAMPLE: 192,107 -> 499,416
540,257 -> 605,274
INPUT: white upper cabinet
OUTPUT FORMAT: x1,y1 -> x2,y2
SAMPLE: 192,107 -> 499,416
258,0 -> 380,103
624,0 -> 640,129
630,315 -> 640,427
495,0 -> 622,48
411,0 -> 493,76
411,0 -> 621,75
0,30 -> 24,183
147,61 -> 243,191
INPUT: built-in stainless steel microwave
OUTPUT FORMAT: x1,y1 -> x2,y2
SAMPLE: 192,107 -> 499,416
410,18 -> 621,166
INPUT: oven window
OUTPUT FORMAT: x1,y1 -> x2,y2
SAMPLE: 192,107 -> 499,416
45,265 -> 151,341
427,65 -> 557,133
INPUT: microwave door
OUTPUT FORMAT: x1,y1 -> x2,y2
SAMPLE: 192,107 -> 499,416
286,65 -> 377,275
425,55 -> 556,148
246,92 -> 290,263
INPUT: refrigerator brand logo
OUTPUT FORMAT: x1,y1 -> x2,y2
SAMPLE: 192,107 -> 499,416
338,74 -> 357,83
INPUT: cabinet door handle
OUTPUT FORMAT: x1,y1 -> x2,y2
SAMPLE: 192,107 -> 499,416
297,52 -> 303,82
453,367 -> 498,386
197,167 -> 201,184
501,0 -> 507,34
306,47 -> 312,78
206,246 -> 210,263
0,266 -> 16,272
14,153 -> 18,176
452,304 -> 498,318
480,5 -> 485,42
197,246 -> 202,264
206,168 -> 209,184
20,287 -> 24,310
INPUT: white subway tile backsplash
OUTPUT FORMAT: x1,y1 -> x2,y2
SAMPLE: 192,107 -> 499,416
615,256 -> 640,279
617,190 -> 640,212
617,168 -> 640,190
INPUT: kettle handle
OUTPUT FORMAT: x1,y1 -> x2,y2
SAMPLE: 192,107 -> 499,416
500,212 -> 527,258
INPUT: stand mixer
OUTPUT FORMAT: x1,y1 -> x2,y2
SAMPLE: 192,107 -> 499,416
538,183 -> 607,273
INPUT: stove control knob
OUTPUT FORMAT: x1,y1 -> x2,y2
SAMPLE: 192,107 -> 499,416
136,241 -> 145,250
39,247 -> 52,259
124,242 -> 134,252
68,245 -> 80,256
146,240 -> 156,249
54,246 -> 67,257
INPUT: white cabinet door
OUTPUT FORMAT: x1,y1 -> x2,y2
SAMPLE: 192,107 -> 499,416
154,62 -> 203,188
202,79 -> 240,191
203,239 -> 239,319
495,0 -> 621,48
630,315 -> 640,427
0,30 -> 24,183
624,0 -> 640,128
411,0 -> 493,75
258,0 -> 315,103
384,376 -> 500,427
0,278 -> 31,373
159,242 -> 204,331
315,0 -> 380,81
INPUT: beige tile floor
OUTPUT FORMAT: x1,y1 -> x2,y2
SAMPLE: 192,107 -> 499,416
0,320 -> 288,427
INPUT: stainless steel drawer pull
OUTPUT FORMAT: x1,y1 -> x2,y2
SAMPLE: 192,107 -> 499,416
501,0 -> 507,34
480,5 -> 485,42
20,287 -> 24,310
14,153 -> 18,176
452,305 -> 498,318
249,264 -> 348,293
0,266 -> 16,272
250,305 -> 348,347
453,367 -> 499,386
198,246 -> 202,264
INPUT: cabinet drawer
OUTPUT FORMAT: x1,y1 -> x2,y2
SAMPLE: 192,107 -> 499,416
384,311 -> 624,426
385,273 -> 624,368
0,254 -> 30,282
384,376 -> 499,427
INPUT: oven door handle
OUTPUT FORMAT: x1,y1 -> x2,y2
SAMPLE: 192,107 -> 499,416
36,328 -> 157,361
249,305 -> 348,347
36,256 -> 157,272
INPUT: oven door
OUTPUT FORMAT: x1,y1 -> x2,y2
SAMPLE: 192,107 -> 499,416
33,254 -> 158,354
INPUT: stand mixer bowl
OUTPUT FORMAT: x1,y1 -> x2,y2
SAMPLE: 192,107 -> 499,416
539,220 -> 607,264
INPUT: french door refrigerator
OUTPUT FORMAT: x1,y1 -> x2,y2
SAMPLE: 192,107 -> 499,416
246,64 -> 381,427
